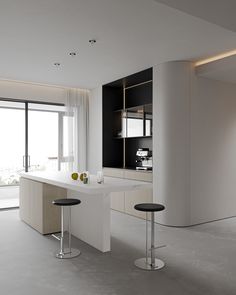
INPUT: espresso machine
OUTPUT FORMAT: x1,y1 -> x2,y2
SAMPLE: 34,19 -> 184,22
136,148 -> 152,170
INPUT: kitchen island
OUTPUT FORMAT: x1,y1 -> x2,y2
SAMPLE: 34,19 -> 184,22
20,171 -> 152,252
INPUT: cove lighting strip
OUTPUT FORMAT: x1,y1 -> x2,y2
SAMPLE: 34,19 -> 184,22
195,49 -> 236,66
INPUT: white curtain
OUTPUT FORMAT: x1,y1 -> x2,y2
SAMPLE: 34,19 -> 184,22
65,88 -> 89,172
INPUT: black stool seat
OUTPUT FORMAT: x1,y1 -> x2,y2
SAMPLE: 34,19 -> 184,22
134,203 -> 165,212
52,198 -> 81,206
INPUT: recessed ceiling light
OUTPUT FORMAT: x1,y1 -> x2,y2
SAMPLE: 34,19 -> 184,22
89,39 -> 96,45
69,52 -> 77,57
54,62 -> 61,67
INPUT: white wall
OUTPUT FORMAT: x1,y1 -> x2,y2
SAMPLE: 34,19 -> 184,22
0,80 -> 66,103
88,86 -> 103,173
191,77 -> 236,224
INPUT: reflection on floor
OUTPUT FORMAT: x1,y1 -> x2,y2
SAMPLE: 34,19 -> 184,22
0,209 -> 236,295
0,186 -> 19,209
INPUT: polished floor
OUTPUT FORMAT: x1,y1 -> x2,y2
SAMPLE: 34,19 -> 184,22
0,209 -> 236,295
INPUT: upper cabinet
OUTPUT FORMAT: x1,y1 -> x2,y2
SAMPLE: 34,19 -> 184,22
103,68 -> 153,170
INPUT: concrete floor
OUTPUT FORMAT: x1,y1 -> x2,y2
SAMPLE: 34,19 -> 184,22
0,210 -> 236,295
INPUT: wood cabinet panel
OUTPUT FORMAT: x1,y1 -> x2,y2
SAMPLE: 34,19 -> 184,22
124,170 -> 152,182
103,168 -> 153,218
30,180 -> 43,233
103,168 -> 124,178
125,188 -> 153,219
19,177 -> 31,224
20,177 -> 66,234
43,184 -> 65,234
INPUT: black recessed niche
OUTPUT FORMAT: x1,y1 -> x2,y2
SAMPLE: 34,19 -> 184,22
102,68 -> 153,170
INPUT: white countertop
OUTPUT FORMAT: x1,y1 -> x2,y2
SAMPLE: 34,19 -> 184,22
20,171 -> 152,194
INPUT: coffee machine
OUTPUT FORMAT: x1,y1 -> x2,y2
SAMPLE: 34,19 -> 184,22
136,148 -> 152,170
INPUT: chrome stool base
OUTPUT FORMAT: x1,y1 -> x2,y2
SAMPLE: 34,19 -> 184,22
134,257 -> 165,271
55,248 -> 81,259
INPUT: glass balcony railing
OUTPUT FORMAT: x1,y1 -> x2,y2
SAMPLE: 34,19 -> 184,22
0,157 -> 58,187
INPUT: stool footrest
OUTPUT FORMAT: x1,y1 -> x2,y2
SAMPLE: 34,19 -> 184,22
149,244 -> 166,251
52,234 -> 61,241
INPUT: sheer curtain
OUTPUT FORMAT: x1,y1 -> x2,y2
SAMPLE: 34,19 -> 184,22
64,88 -> 89,172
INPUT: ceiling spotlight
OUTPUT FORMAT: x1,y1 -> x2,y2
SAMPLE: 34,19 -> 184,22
89,39 -> 96,45
69,52 -> 77,57
54,62 -> 61,67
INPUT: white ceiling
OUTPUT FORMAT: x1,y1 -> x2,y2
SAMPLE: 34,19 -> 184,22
0,0 -> 236,89
154,0 -> 236,32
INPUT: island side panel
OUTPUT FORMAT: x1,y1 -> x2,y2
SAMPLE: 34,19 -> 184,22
20,177 -> 66,234
68,189 -> 111,252
20,177 -> 43,233
42,183 -> 66,234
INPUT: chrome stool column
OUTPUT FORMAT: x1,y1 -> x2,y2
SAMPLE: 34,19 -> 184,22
52,198 -> 81,259
134,203 -> 165,271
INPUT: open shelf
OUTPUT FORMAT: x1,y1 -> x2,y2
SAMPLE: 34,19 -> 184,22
114,136 -> 152,139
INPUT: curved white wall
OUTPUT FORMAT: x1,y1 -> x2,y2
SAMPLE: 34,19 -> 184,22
153,61 -> 192,226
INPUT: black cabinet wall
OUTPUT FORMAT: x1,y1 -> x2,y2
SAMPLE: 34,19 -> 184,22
102,68 -> 153,169
103,86 -> 123,168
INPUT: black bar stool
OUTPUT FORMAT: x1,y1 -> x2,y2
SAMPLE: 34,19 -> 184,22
52,198 -> 81,259
134,203 -> 165,270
